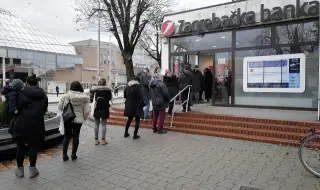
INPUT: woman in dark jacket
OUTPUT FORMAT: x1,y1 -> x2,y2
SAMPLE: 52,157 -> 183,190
163,70 -> 179,117
204,68 -> 213,102
150,73 -> 170,134
90,78 -> 112,145
123,76 -> 144,139
14,74 -> 48,179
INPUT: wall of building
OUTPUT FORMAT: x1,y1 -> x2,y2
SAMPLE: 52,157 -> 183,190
161,0 -> 319,73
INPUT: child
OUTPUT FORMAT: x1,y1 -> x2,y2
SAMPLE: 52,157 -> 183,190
1,79 -> 25,115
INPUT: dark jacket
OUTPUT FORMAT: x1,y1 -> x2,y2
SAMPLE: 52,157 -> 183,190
1,86 -> 18,113
204,69 -> 213,99
149,79 -> 170,111
90,86 -> 112,119
14,86 -> 48,143
163,74 -> 179,101
124,80 -> 144,117
179,69 -> 193,90
138,71 -> 151,98
192,69 -> 204,92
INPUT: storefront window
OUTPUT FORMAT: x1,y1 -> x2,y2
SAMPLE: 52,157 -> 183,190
234,45 -> 319,108
170,31 -> 232,53
57,55 -> 66,69
236,28 -> 271,48
275,21 -> 318,44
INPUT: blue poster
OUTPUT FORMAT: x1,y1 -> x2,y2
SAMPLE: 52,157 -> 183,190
243,54 -> 305,93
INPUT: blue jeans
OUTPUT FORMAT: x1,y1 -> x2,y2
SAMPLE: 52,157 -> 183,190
143,96 -> 150,119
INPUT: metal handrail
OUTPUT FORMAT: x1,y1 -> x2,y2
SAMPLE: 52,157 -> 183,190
170,85 -> 192,128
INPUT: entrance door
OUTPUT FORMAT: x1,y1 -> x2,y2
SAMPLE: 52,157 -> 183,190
212,52 -> 232,105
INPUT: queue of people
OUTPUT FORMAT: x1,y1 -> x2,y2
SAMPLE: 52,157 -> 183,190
3,63 -> 211,179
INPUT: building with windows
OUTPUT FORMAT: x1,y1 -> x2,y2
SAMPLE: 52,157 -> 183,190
0,8 -> 84,93
161,0 -> 319,110
70,39 -> 127,87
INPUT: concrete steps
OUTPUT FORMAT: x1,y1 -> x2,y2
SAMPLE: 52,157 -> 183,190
102,108 -> 320,147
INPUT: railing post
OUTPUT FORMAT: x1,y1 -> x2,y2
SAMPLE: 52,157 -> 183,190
170,99 -> 176,128
186,86 -> 191,113
317,99 -> 320,121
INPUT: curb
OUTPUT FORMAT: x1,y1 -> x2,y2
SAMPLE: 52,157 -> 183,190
48,101 -> 59,104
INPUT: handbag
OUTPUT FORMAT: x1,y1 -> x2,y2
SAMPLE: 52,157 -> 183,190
90,93 -> 96,117
62,100 -> 76,123
58,112 -> 65,135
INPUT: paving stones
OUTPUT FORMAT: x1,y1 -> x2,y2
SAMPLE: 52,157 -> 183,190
0,123 -> 319,190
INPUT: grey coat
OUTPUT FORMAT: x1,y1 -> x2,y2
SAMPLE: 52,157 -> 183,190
149,79 -> 170,111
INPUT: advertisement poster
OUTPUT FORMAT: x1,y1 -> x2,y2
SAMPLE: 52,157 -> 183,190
243,53 -> 305,93
174,60 -> 180,77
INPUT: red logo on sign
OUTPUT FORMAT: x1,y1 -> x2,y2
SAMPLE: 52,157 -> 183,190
162,20 -> 174,37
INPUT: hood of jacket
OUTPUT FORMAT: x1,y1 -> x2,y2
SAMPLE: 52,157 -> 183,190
91,85 -> 111,91
149,79 -> 162,88
183,69 -> 193,76
163,75 -> 177,82
65,90 -> 90,106
128,80 -> 139,87
22,86 -> 46,100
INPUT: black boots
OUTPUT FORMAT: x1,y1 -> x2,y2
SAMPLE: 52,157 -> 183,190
63,155 -> 69,162
124,132 -> 130,138
133,135 -> 140,139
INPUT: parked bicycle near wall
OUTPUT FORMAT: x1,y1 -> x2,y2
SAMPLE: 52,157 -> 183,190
299,127 -> 320,178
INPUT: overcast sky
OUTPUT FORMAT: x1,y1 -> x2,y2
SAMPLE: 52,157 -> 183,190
1,0 -> 229,44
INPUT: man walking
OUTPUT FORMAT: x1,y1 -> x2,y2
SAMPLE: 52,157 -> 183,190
56,86 -> 59,97
138,68 -> 151,120
179,63 -> 193,112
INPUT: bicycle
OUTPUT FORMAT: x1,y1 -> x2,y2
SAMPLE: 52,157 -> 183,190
299,127 -> 320,178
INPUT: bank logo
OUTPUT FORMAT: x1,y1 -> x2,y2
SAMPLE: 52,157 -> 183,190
162,20 -> 175,37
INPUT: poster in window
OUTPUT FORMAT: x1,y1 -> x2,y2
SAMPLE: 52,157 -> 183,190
243,53 -> 305,93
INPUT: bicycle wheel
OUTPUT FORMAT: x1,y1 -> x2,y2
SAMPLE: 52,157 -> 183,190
299,131 -> 320,178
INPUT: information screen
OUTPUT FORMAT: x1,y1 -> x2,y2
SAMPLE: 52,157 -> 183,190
243,53 -> 305,93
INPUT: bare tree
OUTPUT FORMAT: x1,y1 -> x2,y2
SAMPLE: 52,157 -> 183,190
73,0 -> 172,80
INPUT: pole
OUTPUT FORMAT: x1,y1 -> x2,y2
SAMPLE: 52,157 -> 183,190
2,57 -> 5,88
108,33 -> 112,86
97,2 -> 101,80
318,13 -> 320,120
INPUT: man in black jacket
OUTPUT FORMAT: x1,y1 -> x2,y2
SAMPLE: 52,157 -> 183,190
138,68 -> 151,120
192,65 -> 204,104
179,63 -> 193,112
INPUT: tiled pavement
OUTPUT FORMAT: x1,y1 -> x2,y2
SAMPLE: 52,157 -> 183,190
0,121 -> 319,190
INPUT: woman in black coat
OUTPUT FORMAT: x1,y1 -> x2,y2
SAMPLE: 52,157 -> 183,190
14,74 -> 48,179
124,76 -> 144,139
163,70 -> 179,117
204,68 -> 213,102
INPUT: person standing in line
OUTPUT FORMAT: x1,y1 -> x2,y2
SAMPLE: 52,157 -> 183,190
58,81 -> 90,161
56,86 -> 59,97
123,76 -> 144,139
90,78 -> 112,145
179,63 -> 193,112
150,73 -> 170,134
14,74 -> 48,178
138,68 -> 151,120
192,65 -> 204,104
204,68 -> 213,102
163,70 -> 179,117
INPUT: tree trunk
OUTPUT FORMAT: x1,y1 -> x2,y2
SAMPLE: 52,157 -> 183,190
124,58 -> 135,82
157,59 -> 161,68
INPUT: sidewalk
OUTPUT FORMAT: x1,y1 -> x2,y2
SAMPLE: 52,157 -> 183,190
0,121 -> 319,190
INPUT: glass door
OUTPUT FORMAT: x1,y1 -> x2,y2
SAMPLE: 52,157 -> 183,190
213,52 -> 232,105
